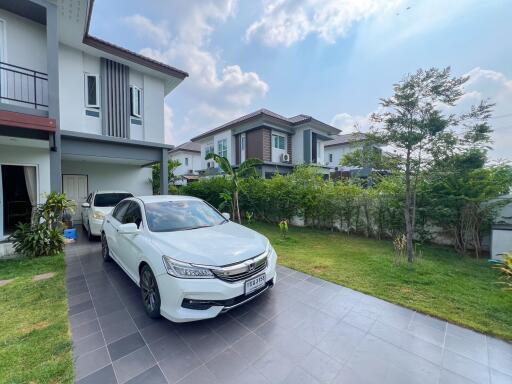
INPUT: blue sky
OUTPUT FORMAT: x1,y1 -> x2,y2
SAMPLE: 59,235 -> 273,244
90,0 -> 512,160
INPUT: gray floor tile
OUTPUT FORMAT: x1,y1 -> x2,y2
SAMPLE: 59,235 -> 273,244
72,319 -> 101,341
225,365 -> 270,384
237,309 -> 269,331
141,321 -> 180,344
68,292 -> 92,307
74,331 -> 105,358
75,346 -> 111,381
442,349 -> 490,384
206,348 -> 248,382
488,346 -> 512,376
445,332 -> 488,364
215,318 -> 251,345
76,364 -> 117,384
69,300 -> 94,316
293,310 -> 338,345
300,348 -> 342,383
252,347 -> 296,383
188,331 -> 229,362
112,346 -> 156,384
70,308 -> 97,329
125,365 -> 167,384
342,310 -> 376,332
102,320 -> 138,345
232,333 -> 271,364
491,368 -> 512,384
159,345 -> 202,383
178,366 -> 220,384
317,322 -> 366,364
148,331 -> 189,362
108,332 -> 146,361
282,366 -> 321,384
439,369 -> 480,384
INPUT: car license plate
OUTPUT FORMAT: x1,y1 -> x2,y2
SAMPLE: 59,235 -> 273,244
245,273 -> 266,295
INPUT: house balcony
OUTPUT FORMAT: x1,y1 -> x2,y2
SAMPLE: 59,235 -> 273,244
0,61 -> 49,117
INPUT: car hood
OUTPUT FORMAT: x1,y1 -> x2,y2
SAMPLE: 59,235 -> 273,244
93,206 -> 114,215
149,222 -> 268,266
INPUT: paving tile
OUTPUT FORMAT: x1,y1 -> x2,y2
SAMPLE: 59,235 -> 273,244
445,332 -> 488,364
94,297 -> 125,317
438,369 -> 480,384
68,292 -> 92,307
491,369 -> 512,384
237,309 -> 269,331
487,337 -> 512,355
225,365 -> 270,384
300,348 -> 342,383
148,332 -> 190,362
341,310 -> 376,332
317,322 -> 366,364
488,346 -> 512,376
74,331 -> 105,357
159,345 -> 202,383
125,365 -> 167,384
441,349 -> 490,384
72,319 -> 101,341
188,330 -> 229,362
69,300 -> 94,316
75,346 -> 111,381
70,309 -> 98,329
113,346 -> 156,384
215,317 -> 251,345
232,332 -> 271,365
293,310 -> 338,345
282,366 -> 321,384
177,366 -> 220,384
102,320 -> 138,345
206,348 -> 248,382
252,347 -> 296,383
108,332 -> 146,361
141,321 -> 179,344
76,364 -> 117,384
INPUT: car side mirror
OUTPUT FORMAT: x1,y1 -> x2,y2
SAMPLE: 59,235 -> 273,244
81,202 -> 90,208
118,223 -> 139,234
222,212 -> 230,220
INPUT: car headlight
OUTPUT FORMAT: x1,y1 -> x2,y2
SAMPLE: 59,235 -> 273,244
92,211 -> 105,220
162,256 -> 214,279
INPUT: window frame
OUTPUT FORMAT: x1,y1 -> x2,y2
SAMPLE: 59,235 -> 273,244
112,201 -> 130,222
84,73 -> 100,109
184,157 -> 189,166
217,138 -> 228,158
272,133 -> 286,150
130,85 -> 142,118
329,153 -> 333,163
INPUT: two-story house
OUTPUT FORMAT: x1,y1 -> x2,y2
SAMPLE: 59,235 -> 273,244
168,141 -> 201,185
191,109 -> 340,178
0,0 -> 187,247
324,133 -> 369,169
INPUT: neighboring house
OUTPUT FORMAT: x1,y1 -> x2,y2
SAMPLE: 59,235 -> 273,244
191,109 -> 340,178
168,141 -> 201,186
0,0 -> 187,249
324,133 -> 369,169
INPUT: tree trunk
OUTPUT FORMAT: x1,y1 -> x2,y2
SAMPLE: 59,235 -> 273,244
233,190 -> 241,224
404,149 -> 415,262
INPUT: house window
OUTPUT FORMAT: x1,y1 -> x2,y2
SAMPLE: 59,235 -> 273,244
184,157 -> 189,166
217,138 -> 228,158
84,74 -> 100,108
329,154 -> 333,163
130,86 -> 142,117
272,134 -> 285,150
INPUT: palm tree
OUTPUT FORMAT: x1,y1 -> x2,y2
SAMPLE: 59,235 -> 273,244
205,153 -> 262,223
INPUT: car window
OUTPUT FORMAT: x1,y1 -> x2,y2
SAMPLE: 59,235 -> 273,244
94,193 -> 133,207
144,200 -> 226,232
123,202 -> 143,228
112,201 -> 130,222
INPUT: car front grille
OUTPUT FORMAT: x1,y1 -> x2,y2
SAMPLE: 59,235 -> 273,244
212,253 -> 268,282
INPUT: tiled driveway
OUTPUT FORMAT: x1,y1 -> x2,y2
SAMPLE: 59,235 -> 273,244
66,237 -> 512,384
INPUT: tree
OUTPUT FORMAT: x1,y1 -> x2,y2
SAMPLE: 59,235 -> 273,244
204,153 -> 262,223
369,67 -> 493,262
151,159 -> 181,194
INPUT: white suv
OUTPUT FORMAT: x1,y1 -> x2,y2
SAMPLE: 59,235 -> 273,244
81,191 -> 133,239
101,195 -> 277,322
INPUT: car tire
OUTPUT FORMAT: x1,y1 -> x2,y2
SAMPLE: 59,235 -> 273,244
101,233 -> 111,262
140,265 -> 161,319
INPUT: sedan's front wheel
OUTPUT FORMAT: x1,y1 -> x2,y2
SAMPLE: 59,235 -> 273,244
140,265 -> 161,318
101,233 -> 111,262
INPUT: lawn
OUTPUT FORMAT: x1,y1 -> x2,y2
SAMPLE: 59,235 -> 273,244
0,254 -> 73,384
248,222 -> 512,341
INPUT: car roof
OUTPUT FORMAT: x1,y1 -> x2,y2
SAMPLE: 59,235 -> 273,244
135,195 -> 203,204
94,190 -> 132,194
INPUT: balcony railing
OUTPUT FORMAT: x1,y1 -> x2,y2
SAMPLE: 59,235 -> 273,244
0,61 -> 48,109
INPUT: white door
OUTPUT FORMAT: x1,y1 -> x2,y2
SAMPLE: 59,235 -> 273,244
62,175 -> 88,224
240,133 -> 246,163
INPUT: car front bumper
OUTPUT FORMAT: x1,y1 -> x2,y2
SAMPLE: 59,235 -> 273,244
155,257 -> 277,323
89,218 -> 104,236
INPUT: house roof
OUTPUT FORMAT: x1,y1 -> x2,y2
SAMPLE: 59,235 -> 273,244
83,0 -> 188,80
191,108 -> 337,142
324,133 -> 367,148
169,141 -> 201,154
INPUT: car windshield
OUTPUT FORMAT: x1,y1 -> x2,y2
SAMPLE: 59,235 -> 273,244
94,193 -> 133,207
145,200 -> 227,232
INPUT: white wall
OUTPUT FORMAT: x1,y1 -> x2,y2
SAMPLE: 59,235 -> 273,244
324,144 -> 361,168
198,130 -> 233,169
291,126 -> 306,165
142,74 -> 165,143
61,161 -> 153,196
59,45 -> 102,135
170,151 -> 201,176
0,9 -> 47,72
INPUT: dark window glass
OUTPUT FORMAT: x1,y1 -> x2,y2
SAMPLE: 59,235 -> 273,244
87,76 -> 97,106
123,202 -> 143,228
112,201 -> 130,222
145,200 -> 226,232
95,193 -> 133,207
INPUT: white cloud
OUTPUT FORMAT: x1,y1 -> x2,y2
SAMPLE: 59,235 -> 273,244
124,1 -> 269,144
122,14 -> 170,45
246,0 -> 403,47
331,112 -> 370,133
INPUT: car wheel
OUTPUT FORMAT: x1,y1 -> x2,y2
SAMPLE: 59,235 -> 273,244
101,233 -> 111,262
140,265 -> 161,319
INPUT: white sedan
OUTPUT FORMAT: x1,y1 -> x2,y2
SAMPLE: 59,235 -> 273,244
101,195 -> 277,322
81,191 -> 133,239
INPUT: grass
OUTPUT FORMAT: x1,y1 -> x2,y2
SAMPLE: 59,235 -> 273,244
248,221 -> 512,341
0,254 -> 73,384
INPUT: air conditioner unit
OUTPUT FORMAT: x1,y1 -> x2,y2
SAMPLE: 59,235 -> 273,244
281,153 -> 290,162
